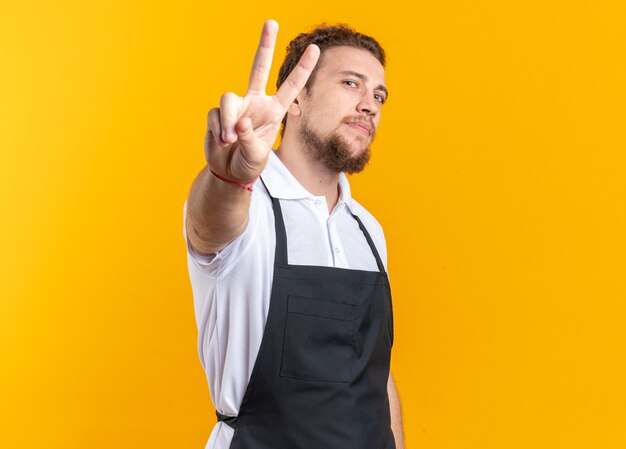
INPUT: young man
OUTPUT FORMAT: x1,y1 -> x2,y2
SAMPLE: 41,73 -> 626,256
184,20 -> 404,449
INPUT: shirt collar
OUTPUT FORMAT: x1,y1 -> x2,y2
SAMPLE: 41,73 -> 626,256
337,170 -> 353,213
261,150 -> 356,214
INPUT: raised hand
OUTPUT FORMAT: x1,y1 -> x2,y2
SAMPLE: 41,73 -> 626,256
205,20 -> 320,184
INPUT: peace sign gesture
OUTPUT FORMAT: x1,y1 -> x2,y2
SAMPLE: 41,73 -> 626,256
205,20 -> 320,184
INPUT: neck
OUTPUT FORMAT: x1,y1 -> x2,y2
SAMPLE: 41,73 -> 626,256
275,132 -> 341,213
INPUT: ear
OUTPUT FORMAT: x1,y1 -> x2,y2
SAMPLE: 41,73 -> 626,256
287,97 -> 302,117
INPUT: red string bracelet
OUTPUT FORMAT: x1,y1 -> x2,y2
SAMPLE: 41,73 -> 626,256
209,169 -> 257,192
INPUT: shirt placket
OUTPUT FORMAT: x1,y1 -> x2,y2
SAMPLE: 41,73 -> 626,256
327,204 -> 347,268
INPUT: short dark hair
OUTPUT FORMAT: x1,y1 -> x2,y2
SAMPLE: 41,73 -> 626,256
276,24 -> 386,136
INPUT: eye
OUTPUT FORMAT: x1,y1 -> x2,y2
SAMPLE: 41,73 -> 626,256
343,80 -> 358,88
374,93 -> 386,104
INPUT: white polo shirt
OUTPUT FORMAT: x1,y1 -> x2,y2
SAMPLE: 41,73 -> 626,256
183,150 -> 388,449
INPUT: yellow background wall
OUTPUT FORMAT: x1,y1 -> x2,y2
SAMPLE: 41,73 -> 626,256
1,1 -> 625,448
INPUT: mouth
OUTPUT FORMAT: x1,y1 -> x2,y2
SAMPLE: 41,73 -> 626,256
345,121 -> 371,136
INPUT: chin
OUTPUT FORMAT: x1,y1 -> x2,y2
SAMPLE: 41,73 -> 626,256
300,119 -> 372,173
349,140 -> 371,155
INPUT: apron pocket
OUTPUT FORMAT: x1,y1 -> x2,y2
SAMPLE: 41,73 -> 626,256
280,295 -> 356,383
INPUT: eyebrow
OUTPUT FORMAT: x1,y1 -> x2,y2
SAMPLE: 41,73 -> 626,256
339,70 -> 389,100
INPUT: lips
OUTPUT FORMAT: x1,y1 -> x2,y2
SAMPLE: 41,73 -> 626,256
345,121 -> 371,135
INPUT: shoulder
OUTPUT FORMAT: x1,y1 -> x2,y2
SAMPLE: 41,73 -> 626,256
349,198 -> 385,236
347,198 -> 388,269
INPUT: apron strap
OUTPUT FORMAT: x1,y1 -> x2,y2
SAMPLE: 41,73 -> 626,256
260,174 -> 385,272
216,410 -> 237,429
259,175 -> 289,265
351,213 -> 386,274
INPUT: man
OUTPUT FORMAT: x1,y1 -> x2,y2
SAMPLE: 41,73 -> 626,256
184,20 -> 404,449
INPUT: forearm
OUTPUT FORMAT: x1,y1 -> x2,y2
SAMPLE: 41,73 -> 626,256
388,374 -> 405,449
186,165 -> 251,255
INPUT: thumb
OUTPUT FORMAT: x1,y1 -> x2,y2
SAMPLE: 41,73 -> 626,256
235,117 -> 255,144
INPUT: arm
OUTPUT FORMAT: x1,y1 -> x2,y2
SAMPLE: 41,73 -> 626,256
388,372 -> 405,449
186,164 -> 252,255
186,20 -> 320,255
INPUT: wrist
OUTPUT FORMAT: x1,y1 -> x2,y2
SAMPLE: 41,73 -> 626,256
209,169 -> 257,192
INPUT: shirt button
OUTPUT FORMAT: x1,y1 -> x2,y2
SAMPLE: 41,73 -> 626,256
334,247 -> 340,254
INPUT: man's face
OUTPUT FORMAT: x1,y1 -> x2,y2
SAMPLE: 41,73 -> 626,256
295,46 -> 388,174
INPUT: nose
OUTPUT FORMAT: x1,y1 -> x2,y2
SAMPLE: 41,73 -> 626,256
356,93 -> 379,117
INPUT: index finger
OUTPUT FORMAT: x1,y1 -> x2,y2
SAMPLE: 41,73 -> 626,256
246,20 -> 279,94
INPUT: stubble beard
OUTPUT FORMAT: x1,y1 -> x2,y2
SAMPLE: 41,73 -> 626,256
298,116 -> 374,175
